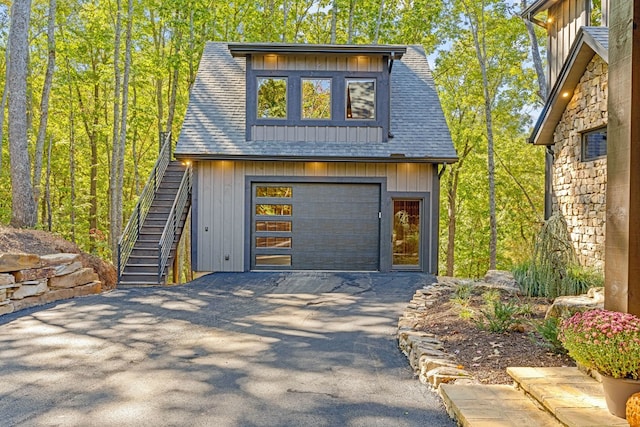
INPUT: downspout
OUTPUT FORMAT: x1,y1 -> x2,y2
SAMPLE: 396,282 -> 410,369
388,53 -> 396,139
544,145 -> 554,220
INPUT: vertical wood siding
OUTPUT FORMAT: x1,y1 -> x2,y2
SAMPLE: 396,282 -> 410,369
195,160 -> 434,272
251,125 -> 383,142
252,54 -> 383,72
548,0 -> 589,88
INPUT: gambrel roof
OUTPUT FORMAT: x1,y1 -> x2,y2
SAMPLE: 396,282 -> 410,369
528,26 -> 608,145
175,42 -> 457,163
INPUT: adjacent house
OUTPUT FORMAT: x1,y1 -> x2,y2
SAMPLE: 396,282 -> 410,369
174,42 -> 456,274
524,0 -> 609,270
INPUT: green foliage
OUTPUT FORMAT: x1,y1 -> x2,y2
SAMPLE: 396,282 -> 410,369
560,309 -> 640,379
533,317 -> 566,355
513,213 -> 604,298
477,296 -> 524,333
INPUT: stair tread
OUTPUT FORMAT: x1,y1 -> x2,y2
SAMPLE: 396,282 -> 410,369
507,367 -> 629,427
440,384 -> 562,427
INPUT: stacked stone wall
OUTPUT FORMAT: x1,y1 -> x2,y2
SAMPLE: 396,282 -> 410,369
0,252 -> 102,316
552,56 -> 607,270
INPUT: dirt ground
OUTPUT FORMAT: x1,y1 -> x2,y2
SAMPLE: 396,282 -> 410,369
0,225 -> 117,290
417,283 -> 575,384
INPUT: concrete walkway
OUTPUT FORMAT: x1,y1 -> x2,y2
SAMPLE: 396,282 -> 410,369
0,272 -> 455,427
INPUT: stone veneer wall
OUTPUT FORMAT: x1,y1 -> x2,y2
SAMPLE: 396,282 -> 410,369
0,252 -> 102,316
552,56 -> 607,271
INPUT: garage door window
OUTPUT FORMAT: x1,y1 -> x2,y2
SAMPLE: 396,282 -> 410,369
253,185 -> 294,268
393,199 -> 421,267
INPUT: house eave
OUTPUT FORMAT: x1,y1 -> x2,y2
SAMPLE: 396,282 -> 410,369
529,27 -> 608,146
228,43 -> 407,59
174,153 -> 458,164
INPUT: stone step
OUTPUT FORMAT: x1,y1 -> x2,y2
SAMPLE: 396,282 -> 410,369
507,367 -> 629,427
440,384 -> 562,427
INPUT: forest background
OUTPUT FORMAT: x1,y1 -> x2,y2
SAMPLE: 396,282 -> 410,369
0,0 -> 561,277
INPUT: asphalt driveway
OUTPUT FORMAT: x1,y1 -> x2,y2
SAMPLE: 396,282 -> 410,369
0,272 -> 455,426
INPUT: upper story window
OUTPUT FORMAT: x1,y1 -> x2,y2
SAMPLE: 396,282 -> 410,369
581,127 -> 607,161
302,78 -> 331,120
346,79 -> 375,120
258,77 -> 287,119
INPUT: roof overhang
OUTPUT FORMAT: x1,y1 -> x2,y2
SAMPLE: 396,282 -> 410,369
174,153 -> 458,164
528,27 -> 608,146
228,43 -> 406,59
521,0 -> 559,27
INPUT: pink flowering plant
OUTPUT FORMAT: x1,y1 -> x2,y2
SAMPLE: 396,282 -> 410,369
559,309 -> 640,379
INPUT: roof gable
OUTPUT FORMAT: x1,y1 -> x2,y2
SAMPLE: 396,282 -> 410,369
175,42 -> 456,162
529,27 -> 608,145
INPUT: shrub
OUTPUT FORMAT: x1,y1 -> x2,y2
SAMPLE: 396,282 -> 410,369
533,317 -> 566,354
513,213 -> 603,298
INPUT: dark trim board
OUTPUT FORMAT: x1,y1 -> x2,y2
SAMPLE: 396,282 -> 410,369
387,191 -> 432,273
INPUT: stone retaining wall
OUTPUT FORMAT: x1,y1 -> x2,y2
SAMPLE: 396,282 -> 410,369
551,56 -> 608,270
0,252 -> 102,316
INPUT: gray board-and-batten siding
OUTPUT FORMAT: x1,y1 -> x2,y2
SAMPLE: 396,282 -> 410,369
191,160 -> 439,273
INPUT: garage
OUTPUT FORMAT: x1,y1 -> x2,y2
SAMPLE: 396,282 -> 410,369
251,182 -> 381,270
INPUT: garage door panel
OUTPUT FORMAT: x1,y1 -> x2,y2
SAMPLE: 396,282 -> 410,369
252,182 -> 380,270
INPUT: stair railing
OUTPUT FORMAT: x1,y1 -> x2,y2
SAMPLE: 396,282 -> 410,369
117,132 -> 172,282
157,163 -> 192,283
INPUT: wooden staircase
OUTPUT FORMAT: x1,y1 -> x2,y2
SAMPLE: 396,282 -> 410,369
118,161 -> 190,286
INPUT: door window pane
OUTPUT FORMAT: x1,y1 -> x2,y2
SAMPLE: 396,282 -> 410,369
256,255 -> 292,266
257,77 -> 287,118
256,186 -> 292,197
256,221 -> 292,232
346,79 -> 375,120
393,200 -> 420,266
256,237 -> 292,248
302,78 -> 331,119
256,204 -> 292,216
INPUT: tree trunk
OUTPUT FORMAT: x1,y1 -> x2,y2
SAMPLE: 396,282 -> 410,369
347,0 -> 355,44
0,40 -> 9,177
166,27 -> 181,135
446,142 -> 472,276
521,0 -> 547,101
374,0 -> 384,44
115,0 -> 134,249
330,0 -> 337,44
109,0 -> 123,262
7,0 -> 37,228
68,96 -> 76,243
33,0 -> 57,208
44,135 -> 52,231
463,0 -> 497,270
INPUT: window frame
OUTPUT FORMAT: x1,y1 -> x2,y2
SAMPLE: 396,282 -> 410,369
581,126 -> 607,162
245,57 -> 390,140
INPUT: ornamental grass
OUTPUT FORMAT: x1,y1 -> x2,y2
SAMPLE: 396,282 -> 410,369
559,309 -> 640,379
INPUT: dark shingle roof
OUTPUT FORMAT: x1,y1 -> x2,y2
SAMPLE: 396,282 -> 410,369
175,42 -> 456,162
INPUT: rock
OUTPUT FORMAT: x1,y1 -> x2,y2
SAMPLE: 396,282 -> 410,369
40,253 -> 80,266
424,366 -> 472,387
0,303 -> 14,315
48,268 -> 99,289
546,288 -> 605,319
53,261 -> 83,277
0,273 -> 15,286
10,280 -> 48,299
0,289 -> 6,301
13,267 -> 56,282
484,270 -> 518,288
0,253 -> 40,273
627,392 -> 640,427
587,287 -> 605,303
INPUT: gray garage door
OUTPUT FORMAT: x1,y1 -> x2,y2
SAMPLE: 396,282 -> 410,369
252,183 -> 380,270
